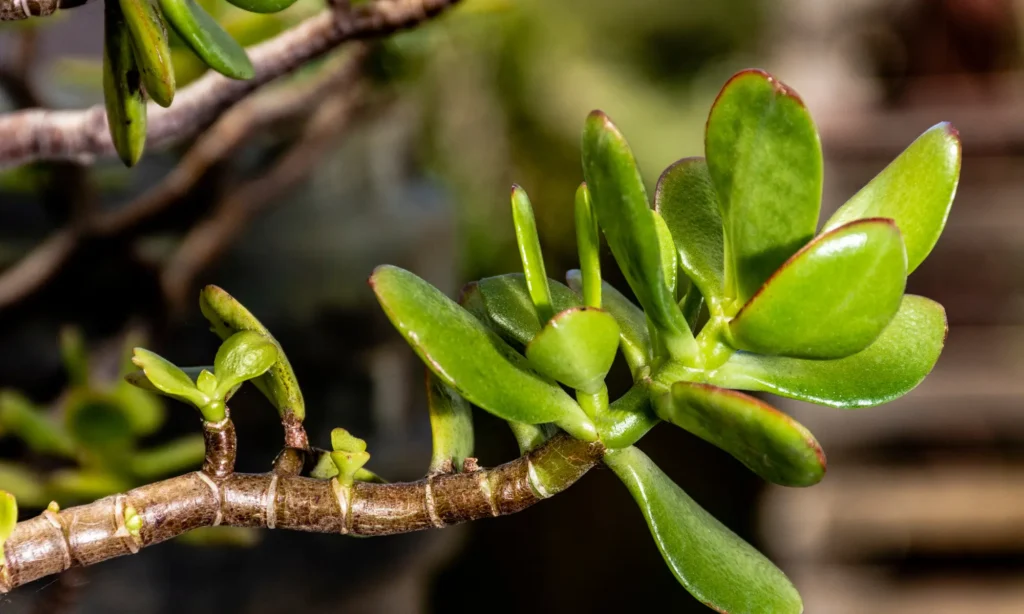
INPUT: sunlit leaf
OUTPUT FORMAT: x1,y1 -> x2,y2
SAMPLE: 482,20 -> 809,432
471,273 -> 582,347
728,219 -> 906,359
427,372 -> 474,473
212,331 -> 279,399
130,348 -> 209,409
526,307 -> 620,394
567,270 -> 650,377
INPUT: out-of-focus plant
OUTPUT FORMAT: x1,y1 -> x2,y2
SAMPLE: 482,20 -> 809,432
0,69 -> 960,612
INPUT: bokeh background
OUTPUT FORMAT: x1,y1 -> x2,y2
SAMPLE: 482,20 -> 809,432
1,0 -> 1022,612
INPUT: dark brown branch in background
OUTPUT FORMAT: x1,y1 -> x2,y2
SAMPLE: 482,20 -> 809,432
0,28 -> 42,108
161,75 -> 370,314
0,47 -> 367,312
0,0 -> 460,169
0,434 -> 604,593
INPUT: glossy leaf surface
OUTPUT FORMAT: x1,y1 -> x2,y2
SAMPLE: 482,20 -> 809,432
159,0 -> 254,80
653,381 -> 825,486
223,0 -> 299,14
511,185 -> 555,323
472,274 -> 582,347
729,219 -> 906,359
200,285 -> 305,420
372,266 -> 596,441
575,183 -> 602,308
823,122 -> 961,274
706,69 -> 822,306
581,111 -> 696,360
427,373 -> 474,473
119,0 -> 175,107
567,270 -> 650,377
655,157 -> 725,311
598,383 -> 658,449
212,331 -> 279,399
652,210 -> 678,295
712,295 -> 946,408
525,307 -> 620,394
605,446 -> 802,613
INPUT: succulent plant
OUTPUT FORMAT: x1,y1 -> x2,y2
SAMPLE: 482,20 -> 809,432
372,68 -> 959,611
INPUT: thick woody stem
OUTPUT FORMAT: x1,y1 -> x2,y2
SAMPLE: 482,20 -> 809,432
0,0 -> 460,168
0,0 -> 61,21
0,434 -> 603,593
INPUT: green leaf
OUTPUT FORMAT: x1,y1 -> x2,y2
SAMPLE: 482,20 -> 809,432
525,307 -> 620,394
131,348 -> 210,409
0,490 -> 17,561
653,381 -> 825,487
822,122 -> 961,274
329,450 -> 370,487
511,185 -> 555,324
581,111 -> 696,361
706,69 -> 823,307
604,446 -> 802,613
679,281 -> 704,333
125,365 -> 242,402
651,210 -> 678,296
212,331 -> 279,400
131,434 -> 206,479
371,266 -> 596,441
728,218 -> 906,359
655,157 -> 725,313
103,0 -> 147,167
0,391 -> 76,458
427,372 -> 474,473
712,295 -> 946,408
112,381 -> 165,436
223,0 -> 298,14
64,391 -> 135,455
197,370 -> 217,397
471,274 -> 583,347
567,270 -> 650,378
507,421 -> 557,454
119,0 -> 175,107
330,428 -> 367,453
158,0 -> 254,80
574,183 -> 602,308
200,285 -> 304,420
598,383 -> 658,450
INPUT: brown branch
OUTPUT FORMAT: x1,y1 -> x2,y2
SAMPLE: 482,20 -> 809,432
0,0 -> 59,21
160,78 -> 369,313
201,418 -> 237,478
0,0 -> 460,169
0,433 -> 604,593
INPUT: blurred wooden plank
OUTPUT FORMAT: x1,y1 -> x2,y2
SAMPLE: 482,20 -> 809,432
762,464 -> 1024,560
793,565 -> 1024,614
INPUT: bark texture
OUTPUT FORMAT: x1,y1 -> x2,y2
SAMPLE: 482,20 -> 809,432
0,434 -> 603,593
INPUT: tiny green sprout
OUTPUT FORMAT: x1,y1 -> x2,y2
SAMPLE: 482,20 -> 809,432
46,501 -> 60,514
327,428 -> 370,487
124,504 -> 142,538
129,331 -> 278,422
0,490 -> 17,563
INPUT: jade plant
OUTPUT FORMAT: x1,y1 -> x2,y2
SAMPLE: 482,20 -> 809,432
0,69 -> 959,612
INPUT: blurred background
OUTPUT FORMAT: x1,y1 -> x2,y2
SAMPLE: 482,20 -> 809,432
1,0 -> 1022,612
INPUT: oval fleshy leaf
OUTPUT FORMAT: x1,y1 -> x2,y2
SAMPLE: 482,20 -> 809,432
511,185 -> 555,324
103,0 -> 147,167
159,0 -> 255,80
212,331 -> 279,399
653,381 -> 825,487
728,218 -> 906,359
371,266 -> 596,441
471,273 -> 582,347
525,307 -> 620,394
706,69 -> 822,307
119,0 -> 175,107
125,365 -> 242,402
131,348 -> 209,409
575,183 -> 602,308
604,446 -> 802,613
712,294 -> 946,408
655,157 -> 725,312
427,372 -> 474,473
200,285 -> 304,420
822,122 -> 961,274
567,270 -> 650,377
223,0 -> 298,14
581,111 -> 696,361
